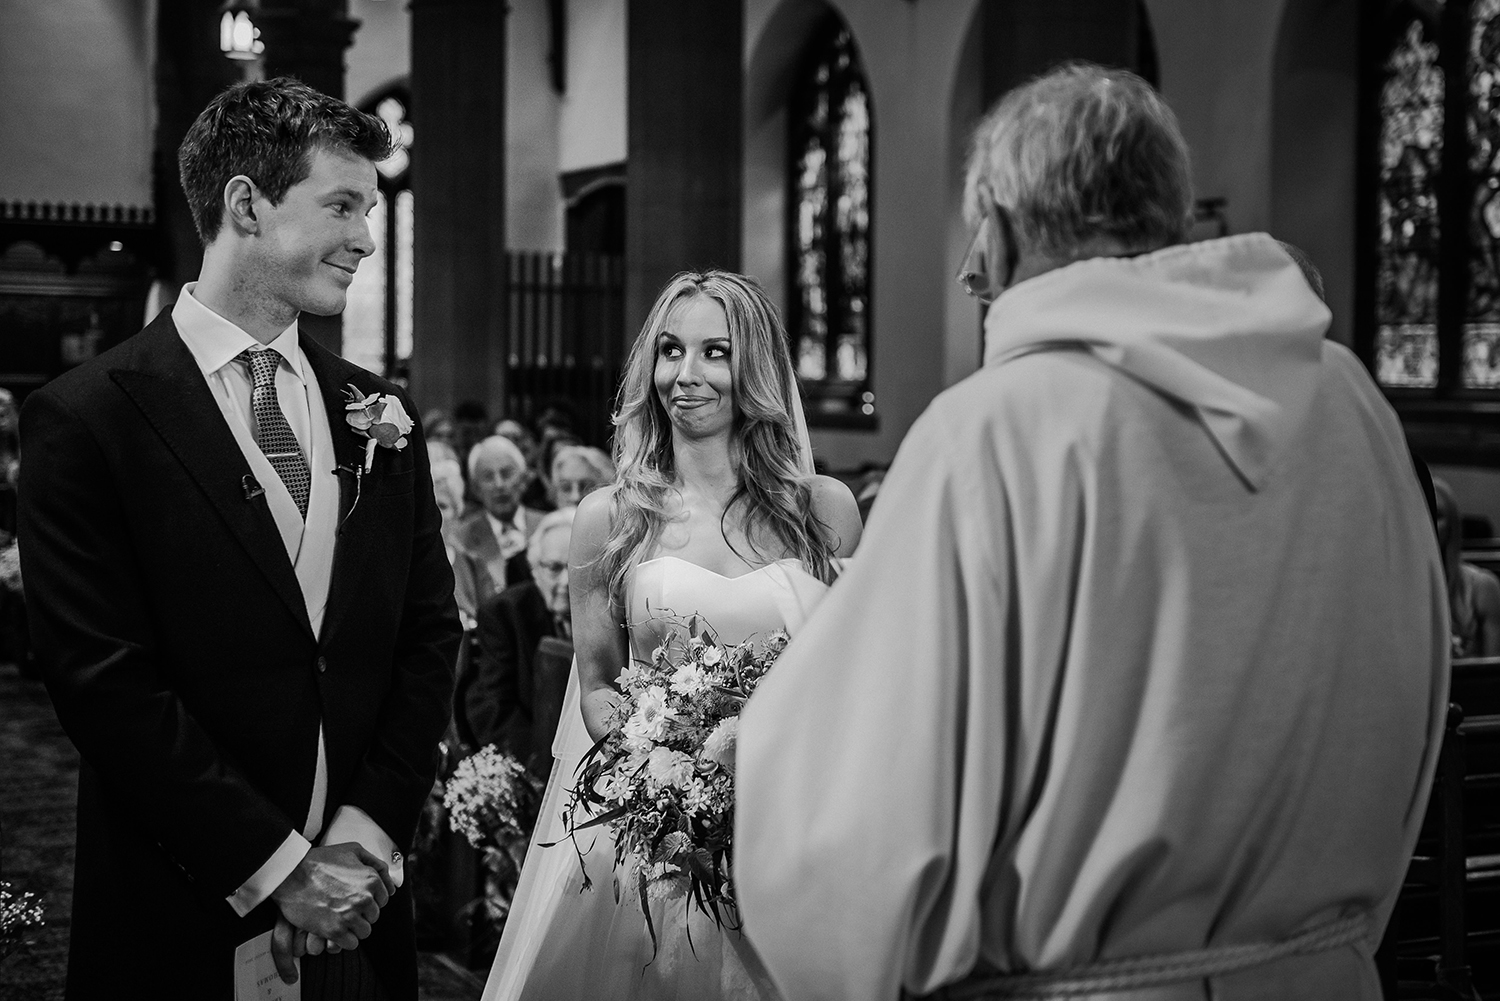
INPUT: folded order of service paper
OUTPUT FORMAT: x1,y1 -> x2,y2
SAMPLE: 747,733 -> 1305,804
235,930 -> 300,1001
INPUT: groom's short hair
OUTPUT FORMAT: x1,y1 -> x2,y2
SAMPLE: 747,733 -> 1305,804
963,62 -> 1192,258
178,77 -> 392,244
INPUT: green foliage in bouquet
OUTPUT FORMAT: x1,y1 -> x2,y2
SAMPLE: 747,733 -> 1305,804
557,613 -> 789,954
0,880 -> 45,962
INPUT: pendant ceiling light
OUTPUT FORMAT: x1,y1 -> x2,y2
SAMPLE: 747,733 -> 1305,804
219,1 -> 265,61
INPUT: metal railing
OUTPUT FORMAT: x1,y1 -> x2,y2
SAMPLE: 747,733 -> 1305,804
504,251 -> 625,449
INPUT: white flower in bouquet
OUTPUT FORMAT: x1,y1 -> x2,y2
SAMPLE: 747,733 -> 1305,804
701,716 -> 738,768
594,770 -> 632,804
618,662 -> 647,691
683,776 -> 712,816
625,685 -> 677,743
669,660 -> 711,697
646,746 -> 696,790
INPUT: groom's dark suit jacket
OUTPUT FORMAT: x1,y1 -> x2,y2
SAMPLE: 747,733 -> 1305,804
17,309 -> 461,1000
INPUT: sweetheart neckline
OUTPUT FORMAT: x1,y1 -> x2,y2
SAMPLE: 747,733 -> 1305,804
636,554 -> 802,581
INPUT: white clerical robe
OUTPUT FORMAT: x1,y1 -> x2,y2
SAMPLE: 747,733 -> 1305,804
735,234 -> 1448,1001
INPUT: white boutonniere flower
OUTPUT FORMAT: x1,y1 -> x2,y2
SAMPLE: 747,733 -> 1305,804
343,384 -> 414,472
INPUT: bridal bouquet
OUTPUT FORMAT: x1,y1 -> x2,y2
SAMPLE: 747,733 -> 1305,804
561,616 -> 790,943
443,745 -> 544,923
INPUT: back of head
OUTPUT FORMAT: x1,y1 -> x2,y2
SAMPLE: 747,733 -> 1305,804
1276,240 -> 1327,302
551,444 -> 615,485
964,62 -> 1192,258
178,78 -> 392,244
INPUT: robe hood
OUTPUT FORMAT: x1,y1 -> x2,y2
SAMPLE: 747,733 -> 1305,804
983,232 -> 1332,491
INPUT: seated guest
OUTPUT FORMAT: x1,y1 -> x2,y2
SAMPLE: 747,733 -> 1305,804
1436,477 -> 1500,657
432,457 -> 478,627
495,418 -> 553,512
427,438 -> 460,470
423,407 -> 458,456
548,444 -> 614,508
464,507 -> 575,771
455,436 -> 547,606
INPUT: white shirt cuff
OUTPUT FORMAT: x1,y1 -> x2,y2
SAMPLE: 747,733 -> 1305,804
321,805 -> 404,888
226,831 -> 311,918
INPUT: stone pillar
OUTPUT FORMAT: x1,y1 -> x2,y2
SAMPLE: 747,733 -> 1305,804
256,2 -> 360,98
625,0 -> 743,335
408,0 -> 508,419
154,0 -> 246,299
982,0 -> 1145,107
256,0 -> 361,355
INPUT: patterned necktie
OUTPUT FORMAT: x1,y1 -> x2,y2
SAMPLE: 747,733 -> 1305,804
240,348 -> 310,518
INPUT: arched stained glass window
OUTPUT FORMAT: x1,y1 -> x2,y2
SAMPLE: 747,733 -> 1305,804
787,17 -> 875,427
1375,13 -> 1444,387
345,86 -> 414,380
1466,0 -> 1500,385
1363,0 -> 1500,395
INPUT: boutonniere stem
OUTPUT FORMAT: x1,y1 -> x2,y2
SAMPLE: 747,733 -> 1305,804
333,462 -> 364,534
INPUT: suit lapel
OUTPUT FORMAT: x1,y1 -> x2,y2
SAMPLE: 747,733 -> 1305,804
301,340 -> 366,522
301,340 -> 378,642
108,314 -> 315,639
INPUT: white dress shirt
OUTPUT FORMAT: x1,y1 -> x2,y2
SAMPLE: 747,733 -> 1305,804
172,284 -> 402,919
485,507 -> 530,560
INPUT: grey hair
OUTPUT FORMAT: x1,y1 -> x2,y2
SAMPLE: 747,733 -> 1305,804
550,444 -> 615,485
527,505 -> 577,566
467,434 -> 527,480
963,62 -> 1192,258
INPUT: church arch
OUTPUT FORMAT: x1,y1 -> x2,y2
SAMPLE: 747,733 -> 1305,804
745,0 -> 875,426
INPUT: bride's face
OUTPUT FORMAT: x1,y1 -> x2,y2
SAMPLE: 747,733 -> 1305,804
654,294 -> 734,439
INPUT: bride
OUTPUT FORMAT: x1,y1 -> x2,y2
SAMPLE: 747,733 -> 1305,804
482,270 -> 862,1000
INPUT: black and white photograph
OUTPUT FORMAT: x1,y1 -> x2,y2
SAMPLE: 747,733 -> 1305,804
0,1 -> 1485,999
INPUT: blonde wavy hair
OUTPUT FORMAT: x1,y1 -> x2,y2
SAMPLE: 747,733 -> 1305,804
599,270 -> 833,600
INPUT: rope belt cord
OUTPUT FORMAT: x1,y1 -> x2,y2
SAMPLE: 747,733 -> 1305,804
916,912 -> 1371,1000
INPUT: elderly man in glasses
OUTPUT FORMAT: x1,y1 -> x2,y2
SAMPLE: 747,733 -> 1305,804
737,63 -> 1446,1001
462,506 -> 576,775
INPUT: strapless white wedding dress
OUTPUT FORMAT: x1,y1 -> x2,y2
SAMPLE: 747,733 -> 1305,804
482,556 -> 830,1001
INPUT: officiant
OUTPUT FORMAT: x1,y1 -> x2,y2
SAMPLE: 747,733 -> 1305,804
736,63 -> 1447,1001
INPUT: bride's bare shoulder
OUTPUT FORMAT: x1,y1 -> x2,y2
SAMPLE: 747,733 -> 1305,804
572,485 -> 620,555
808,475 -> 862,557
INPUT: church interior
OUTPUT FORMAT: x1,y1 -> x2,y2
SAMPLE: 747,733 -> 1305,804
5,0 -> 1500,998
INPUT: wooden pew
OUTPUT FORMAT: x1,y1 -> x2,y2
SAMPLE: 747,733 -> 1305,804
1453,657 -> 1500,725
1383,704 -> 1500,1000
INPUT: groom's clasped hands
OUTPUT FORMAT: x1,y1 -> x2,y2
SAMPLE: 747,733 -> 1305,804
267,842 -> 398,984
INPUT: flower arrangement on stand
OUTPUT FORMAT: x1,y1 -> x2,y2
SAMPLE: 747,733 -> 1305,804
560,616 -> 789,950
0,536 -> 21,595
0,880 -> 45,962
443,745 -> 544,941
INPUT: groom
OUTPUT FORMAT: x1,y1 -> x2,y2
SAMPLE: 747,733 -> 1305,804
18,79 -> 460,999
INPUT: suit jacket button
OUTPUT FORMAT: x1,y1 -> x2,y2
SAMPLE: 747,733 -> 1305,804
316,656 -> 328,674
